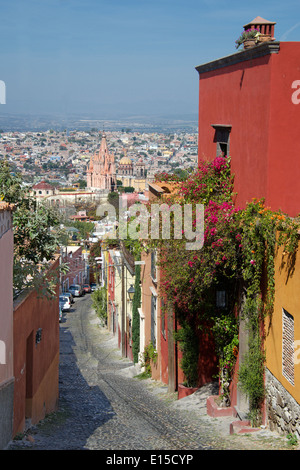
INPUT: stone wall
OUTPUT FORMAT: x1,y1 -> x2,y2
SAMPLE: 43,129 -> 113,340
265,368 -> 300,438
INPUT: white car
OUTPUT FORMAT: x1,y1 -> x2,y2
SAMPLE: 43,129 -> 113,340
69,284 -> 83,297
63,291 -> 74,304
59,295 -> 71,311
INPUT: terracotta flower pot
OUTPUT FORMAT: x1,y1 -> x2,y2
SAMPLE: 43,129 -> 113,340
206,395 -> 236,417
178,383 -> 198,400
243,39 -> 257,49
257,34 -> 272,43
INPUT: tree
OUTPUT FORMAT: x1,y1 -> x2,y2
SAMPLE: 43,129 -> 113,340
78,179 -> 87,189
0,160 -> 64,297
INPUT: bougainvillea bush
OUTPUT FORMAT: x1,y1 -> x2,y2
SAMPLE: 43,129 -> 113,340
151,155 -> 299,417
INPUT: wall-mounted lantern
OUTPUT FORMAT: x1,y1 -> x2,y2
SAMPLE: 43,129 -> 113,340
127,285 -> 135,302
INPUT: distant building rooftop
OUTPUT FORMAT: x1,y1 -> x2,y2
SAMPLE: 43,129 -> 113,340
32,180 -> 54,190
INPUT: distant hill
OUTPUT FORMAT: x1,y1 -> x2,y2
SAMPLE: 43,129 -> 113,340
0,112 -> 198,134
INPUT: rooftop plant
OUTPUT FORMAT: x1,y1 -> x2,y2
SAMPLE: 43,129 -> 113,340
235,28 -> 261,49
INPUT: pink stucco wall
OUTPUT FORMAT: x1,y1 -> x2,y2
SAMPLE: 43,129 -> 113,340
0,205 -> 14,382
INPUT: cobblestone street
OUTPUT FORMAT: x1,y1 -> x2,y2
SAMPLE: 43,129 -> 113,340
7,295 -> 296,452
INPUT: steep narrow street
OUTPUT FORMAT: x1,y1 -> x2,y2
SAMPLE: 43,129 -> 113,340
7,295 -> 293,452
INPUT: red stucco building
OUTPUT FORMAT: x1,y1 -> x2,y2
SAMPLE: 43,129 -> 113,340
195,18 -> 300,424
196,19 -> 300,217
13,259 -> 60,436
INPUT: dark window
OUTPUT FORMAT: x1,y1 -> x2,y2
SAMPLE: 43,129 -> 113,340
212,124 -> 231,157
151,250 -> 157,281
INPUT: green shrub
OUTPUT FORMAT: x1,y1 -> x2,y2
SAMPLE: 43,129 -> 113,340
174,321 -> 199,388
141,342 -> 158,377
91,287 -> 107,323
238,332 -> 265,426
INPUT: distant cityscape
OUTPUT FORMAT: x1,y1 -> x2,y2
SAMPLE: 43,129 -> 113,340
0,113 -> 198,189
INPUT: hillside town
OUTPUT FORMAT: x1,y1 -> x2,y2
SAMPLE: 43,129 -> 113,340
1,15 -> 300,452
0,128 -> 198,189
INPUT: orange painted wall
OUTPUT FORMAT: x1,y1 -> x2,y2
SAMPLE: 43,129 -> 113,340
265,241 -> 300,404
13,260 -> 60,436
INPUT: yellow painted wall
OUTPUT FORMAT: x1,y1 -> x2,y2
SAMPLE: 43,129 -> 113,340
265,241 -> 300,404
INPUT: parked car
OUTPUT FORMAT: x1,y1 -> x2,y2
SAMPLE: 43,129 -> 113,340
82,283 -> 91,293
59,295 -> 71,311
90,283 -> 97,291
63,291 -> 74,304
69,284 -> 83,297
59,305 -> 62,322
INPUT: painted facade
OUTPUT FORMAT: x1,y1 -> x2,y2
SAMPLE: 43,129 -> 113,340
107,249 -> 118,335
60,245 -> 87,293
264,239 -> 300,435
0,202 -> 15,449
105,243 -> 135,362
196,38 -> 300,217
13,259 -> 60,436
196,20 -> 300,431
140,250 -> 162,382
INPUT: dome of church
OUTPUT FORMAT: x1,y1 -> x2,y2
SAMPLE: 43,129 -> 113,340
119,156 -> 132,165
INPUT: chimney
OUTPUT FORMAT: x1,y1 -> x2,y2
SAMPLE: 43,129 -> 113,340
243,16 -> 276,42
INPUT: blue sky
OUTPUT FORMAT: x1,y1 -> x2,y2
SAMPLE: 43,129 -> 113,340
1,0 -> 300,119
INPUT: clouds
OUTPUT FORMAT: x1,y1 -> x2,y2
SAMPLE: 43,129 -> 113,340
280,22 -> 300,41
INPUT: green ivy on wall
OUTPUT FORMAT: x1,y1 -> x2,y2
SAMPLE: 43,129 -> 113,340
132,263 -> 141,364
91,286 -> 107,324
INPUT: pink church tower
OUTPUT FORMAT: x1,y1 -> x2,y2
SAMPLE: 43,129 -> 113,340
86,133 -> 117,192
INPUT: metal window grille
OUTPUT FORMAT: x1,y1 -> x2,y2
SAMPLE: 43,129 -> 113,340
282,308 -> 295,385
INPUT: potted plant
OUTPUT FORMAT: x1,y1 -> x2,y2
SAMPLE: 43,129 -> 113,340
235,28 -> 261,50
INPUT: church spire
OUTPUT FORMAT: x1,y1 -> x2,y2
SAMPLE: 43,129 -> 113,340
86,133 -> 117,191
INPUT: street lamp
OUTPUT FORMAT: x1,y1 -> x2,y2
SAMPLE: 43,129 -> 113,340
127,285 -> 135,302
